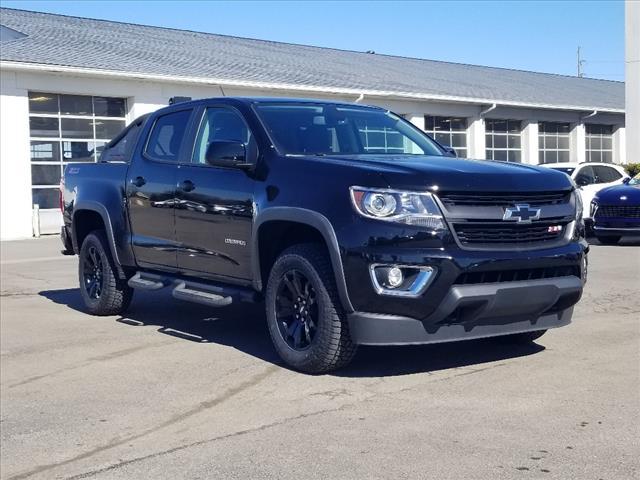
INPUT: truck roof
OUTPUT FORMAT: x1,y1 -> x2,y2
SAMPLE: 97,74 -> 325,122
168,96 -> 384,109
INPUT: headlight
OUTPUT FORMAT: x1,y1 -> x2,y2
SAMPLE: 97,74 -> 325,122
590,199 -> 598,218
350,186 -> 447,230
574,190 -> 583,220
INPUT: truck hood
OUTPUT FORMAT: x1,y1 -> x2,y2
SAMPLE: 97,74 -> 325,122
305,154 -> 574,193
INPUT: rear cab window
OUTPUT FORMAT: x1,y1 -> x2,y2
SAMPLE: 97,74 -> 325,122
100,116 -> 146,163
144,109 -> 193,162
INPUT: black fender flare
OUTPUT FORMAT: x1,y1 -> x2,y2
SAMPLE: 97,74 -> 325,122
252,207 -> 354,313
72,201 -> 126,279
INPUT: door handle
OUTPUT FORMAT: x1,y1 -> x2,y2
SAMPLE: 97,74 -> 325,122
131,176 -> 146,187
179,180 -> 195,192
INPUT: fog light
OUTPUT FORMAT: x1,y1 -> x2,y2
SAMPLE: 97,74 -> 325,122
369,264 -> 437,297
387,267 -> 403,288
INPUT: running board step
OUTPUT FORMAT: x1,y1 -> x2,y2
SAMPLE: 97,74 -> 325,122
172,281 -> 233,307
127,272 -> 167,290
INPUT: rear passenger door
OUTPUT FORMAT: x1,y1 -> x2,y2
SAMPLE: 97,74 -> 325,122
174,105 -> 257,280
126,107 -> 195,268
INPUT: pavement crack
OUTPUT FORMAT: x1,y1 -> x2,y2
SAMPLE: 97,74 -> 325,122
5,365 -> 278,480
6,342 -> 174,389
64,404 -> 346,480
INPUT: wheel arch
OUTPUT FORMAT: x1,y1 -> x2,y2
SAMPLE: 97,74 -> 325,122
72,201 -> 126,279
253,208 -> 354,313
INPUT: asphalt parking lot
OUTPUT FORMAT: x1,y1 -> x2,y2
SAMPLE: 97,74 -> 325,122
1,236 -> 639,480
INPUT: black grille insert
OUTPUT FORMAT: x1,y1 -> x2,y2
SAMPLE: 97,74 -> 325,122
453,222 -> 567,245
438,191 -> 570,207
595,205 -> 640,219
455,265 -> 581,285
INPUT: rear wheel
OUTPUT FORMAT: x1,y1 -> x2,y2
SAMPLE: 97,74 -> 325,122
79,230 -> 133,315
596,235 -> 621,245
265,244 -> 357,373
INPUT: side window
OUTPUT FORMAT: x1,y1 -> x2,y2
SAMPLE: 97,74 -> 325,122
100,121 -> 143,163
145,109 -> 192,162
574,166 -> 595,186
593,166 -> 622,183
192,108 -> 255,164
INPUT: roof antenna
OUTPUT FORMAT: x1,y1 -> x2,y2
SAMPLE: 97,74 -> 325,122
577,46 -> 586,78
219,85 -> 226,97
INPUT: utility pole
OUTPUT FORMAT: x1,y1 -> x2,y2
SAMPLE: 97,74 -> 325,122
577,46 -> 585,77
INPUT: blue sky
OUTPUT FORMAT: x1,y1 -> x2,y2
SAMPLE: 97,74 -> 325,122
1,0 -> 625,81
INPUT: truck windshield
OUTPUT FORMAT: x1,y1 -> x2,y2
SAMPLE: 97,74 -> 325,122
254,103 -> 444,156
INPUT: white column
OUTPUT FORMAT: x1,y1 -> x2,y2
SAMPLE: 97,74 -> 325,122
521,120 -> 539,165
571,123 -> 586,163
613,126 -> 626,164
467,114 -> 485,159
407,114 -> 425,131
1,71 -> 33,240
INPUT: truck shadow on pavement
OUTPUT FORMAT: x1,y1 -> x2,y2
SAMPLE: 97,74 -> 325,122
40,288 -> 544,378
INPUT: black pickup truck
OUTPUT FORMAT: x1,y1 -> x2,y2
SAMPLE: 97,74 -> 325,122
61,97 -> 587,373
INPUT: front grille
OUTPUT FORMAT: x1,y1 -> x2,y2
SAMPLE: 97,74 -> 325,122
595,205 -> 640,219
438,191 -> 570,207
454,265 -> 581,285
453,222 -> 566,246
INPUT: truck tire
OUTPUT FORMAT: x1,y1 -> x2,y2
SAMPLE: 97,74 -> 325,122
79,230 -> 133,316
595,235 -> 621,245
498,329 -> 547,344
265,243 -> 357,373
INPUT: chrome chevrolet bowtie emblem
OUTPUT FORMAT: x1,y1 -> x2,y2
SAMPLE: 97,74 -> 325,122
503,204 -> 541,223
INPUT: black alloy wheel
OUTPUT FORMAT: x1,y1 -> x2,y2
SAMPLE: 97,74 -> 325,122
82,245 -> 104,300
275,269 -> 318,350
78,230 -> 133,316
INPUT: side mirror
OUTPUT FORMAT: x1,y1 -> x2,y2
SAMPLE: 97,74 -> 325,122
622,176 -> 631,184
442,145 -> 457,158
205,141 -> 253,169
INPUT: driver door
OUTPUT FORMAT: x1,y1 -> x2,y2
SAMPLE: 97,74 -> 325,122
174,106 -> 257,280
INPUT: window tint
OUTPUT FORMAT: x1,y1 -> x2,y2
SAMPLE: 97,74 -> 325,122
192,108 -> 254,164
101,119 -> 144,163
574,166 -> 595,186
257,104 -> 442,157
593,166 -> 622,183
145,109 -> 192,162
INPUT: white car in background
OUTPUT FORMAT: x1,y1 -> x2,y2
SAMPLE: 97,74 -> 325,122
542,162 -> 629,221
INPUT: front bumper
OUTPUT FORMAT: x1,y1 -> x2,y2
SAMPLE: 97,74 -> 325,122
348,276 -> 582,345
593,226 -> 640,237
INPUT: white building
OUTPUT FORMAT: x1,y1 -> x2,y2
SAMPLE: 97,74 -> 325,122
626,0 -> 640,166
0,8 -> 627,240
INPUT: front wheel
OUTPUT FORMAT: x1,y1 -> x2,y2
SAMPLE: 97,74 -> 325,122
265,244 -> 357,373
79,230 -> 133,315
595,235 -> 621,245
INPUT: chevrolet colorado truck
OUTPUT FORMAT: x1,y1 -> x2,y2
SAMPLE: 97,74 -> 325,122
61,98 -> 588,373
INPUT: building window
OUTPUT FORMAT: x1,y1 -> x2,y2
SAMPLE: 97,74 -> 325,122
538,122 -> 570,164
485,119 -> 522,162
585,124 -> 613,163
28,92 -> 127,209
424,116 -> 467,157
